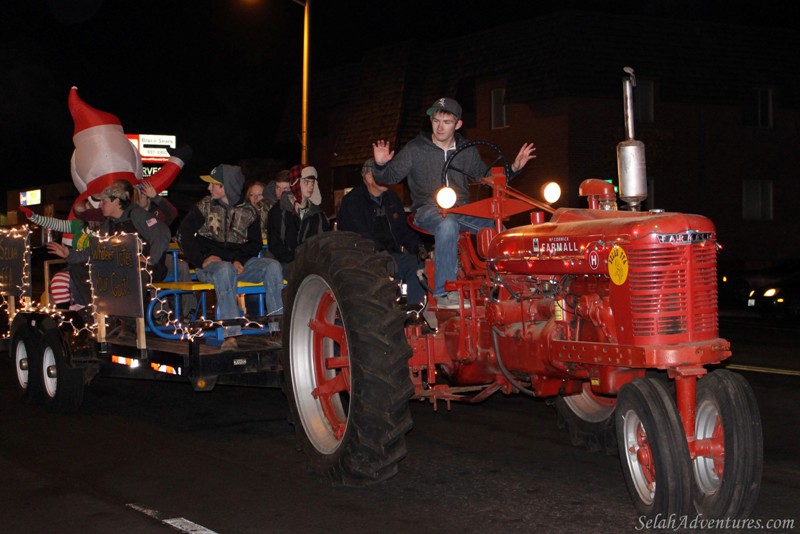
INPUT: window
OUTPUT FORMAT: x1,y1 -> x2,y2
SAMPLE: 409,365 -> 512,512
756,88 -> 773,128
635,79 -> 654,124
742,179 -> 773,221
743,88 -> 773,128
491,88 -> 508,129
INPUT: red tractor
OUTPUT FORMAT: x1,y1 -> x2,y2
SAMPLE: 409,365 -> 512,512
281,69 -> 762,520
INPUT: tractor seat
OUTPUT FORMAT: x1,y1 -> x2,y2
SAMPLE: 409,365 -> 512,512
407,212 -> 431,235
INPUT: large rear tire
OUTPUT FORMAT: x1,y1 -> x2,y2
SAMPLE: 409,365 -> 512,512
555,383 -> 617,455
692,369 -> 762,519
8,315 -> 43,404
616,377 -> 692,518
38,325 -> 85,413
283,232 -> 414,485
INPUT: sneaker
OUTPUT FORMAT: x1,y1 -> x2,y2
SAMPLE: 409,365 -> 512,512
436,291 -> 471,310
221,337 -> 239,351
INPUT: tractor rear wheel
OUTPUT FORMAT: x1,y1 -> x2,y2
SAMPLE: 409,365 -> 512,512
616,377 -> 692,519
692,370 -> 762,519
283,232 -> 414,486
555,383 -> 617,455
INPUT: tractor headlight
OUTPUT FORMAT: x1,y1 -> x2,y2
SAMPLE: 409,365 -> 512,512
542,182 -> 562,203
436,187 -> 457,209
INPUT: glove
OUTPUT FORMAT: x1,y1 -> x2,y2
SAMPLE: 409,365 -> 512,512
19,205 -> 33,219
417,244 -> 430,262
167,144 -> 193,163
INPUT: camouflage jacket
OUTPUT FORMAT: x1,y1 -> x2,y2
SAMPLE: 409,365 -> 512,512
178,196 -> 263,268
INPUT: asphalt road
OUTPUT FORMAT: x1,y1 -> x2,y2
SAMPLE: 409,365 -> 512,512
0,321 -> 798,534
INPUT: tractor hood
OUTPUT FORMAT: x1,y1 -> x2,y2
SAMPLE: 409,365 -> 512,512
488,208 -> 717,274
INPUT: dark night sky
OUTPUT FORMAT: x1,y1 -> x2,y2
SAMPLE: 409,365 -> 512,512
2,0 -> 798,201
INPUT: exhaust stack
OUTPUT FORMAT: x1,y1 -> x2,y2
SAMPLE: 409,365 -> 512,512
617,66 -> 648,210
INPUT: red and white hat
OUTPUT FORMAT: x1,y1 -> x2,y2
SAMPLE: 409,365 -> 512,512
63,87 -> 188,244
68,86 -> 141,198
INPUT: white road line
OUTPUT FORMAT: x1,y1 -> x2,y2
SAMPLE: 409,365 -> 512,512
727,364 -> 800,377
126,503 -> 220,534
163,517 -> 220,534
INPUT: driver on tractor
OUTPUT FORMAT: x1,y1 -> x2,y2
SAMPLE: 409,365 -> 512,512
371,97 -> 536,309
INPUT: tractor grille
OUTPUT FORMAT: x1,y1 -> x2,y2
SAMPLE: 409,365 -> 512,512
627,244 -> 718,339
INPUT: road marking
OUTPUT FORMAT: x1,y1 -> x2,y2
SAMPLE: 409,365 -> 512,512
127,503 -> 220,534
727,364 -> 800,377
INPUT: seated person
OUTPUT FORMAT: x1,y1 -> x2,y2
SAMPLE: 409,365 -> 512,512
372,97 -> 536,308
337,158 -> 427,307
135,180 -> 196,317
178,164 -> 284,349
267,164 -> 330,272
19,199 -> 100,306
47,179 -> 171,309
273,169 -> 292,203
245,180 -> 272,245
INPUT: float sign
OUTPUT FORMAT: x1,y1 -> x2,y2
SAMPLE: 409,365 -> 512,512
0,229 -> 31,298
88,233 -> 144,318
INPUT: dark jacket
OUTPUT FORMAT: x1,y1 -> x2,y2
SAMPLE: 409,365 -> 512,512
267,193 -> 330,264
337,183 -> 420,254
178,165 -> 263,268
147,195 -> 179,226
68,203 -> 171,282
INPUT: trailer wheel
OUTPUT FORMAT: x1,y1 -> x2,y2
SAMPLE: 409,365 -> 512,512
692,370 -> 762,519
283,232 -> 414,486
39,325 -> 85,413
616,377 -> 692,518
555,383 -> 617,455
8,316 -> 42,404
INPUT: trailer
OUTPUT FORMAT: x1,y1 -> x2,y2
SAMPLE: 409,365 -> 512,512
3,230 -> 283,413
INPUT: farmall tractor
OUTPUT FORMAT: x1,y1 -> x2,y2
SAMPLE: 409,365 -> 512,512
281,69 -> 762,520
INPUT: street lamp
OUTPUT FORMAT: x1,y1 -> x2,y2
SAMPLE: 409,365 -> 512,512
292,0 -> 310,164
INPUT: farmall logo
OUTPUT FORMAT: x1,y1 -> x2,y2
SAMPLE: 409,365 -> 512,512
532,237 -> 579,255
656,232 -> 714,244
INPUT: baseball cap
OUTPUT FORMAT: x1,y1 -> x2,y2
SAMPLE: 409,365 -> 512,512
200,165 -> 224,185
426,97 -> 462,119
97,181 -> 132,201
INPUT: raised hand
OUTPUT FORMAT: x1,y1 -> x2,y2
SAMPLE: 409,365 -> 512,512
139,181 -> 157,199
372,140 -> 395,166
511,142 -> 537,172
19,205 -> 33,219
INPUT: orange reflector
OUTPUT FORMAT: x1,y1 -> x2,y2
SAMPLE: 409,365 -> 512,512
150,362 -> 181,375
111,355 -> 140,368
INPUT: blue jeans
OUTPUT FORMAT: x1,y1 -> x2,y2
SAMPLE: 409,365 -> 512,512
413,205 -> 495,297
195,257 -> 283,322
391,252 -> 424,306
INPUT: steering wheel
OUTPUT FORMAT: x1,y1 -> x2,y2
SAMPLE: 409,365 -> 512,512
440,140 -> 513,187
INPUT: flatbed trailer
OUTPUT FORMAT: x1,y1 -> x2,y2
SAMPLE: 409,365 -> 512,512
3,230 -> 284,412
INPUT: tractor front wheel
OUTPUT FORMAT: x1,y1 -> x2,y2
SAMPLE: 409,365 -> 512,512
692,369 -> 762,519
616,377 -> 692,518
283,232 -> 414,486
